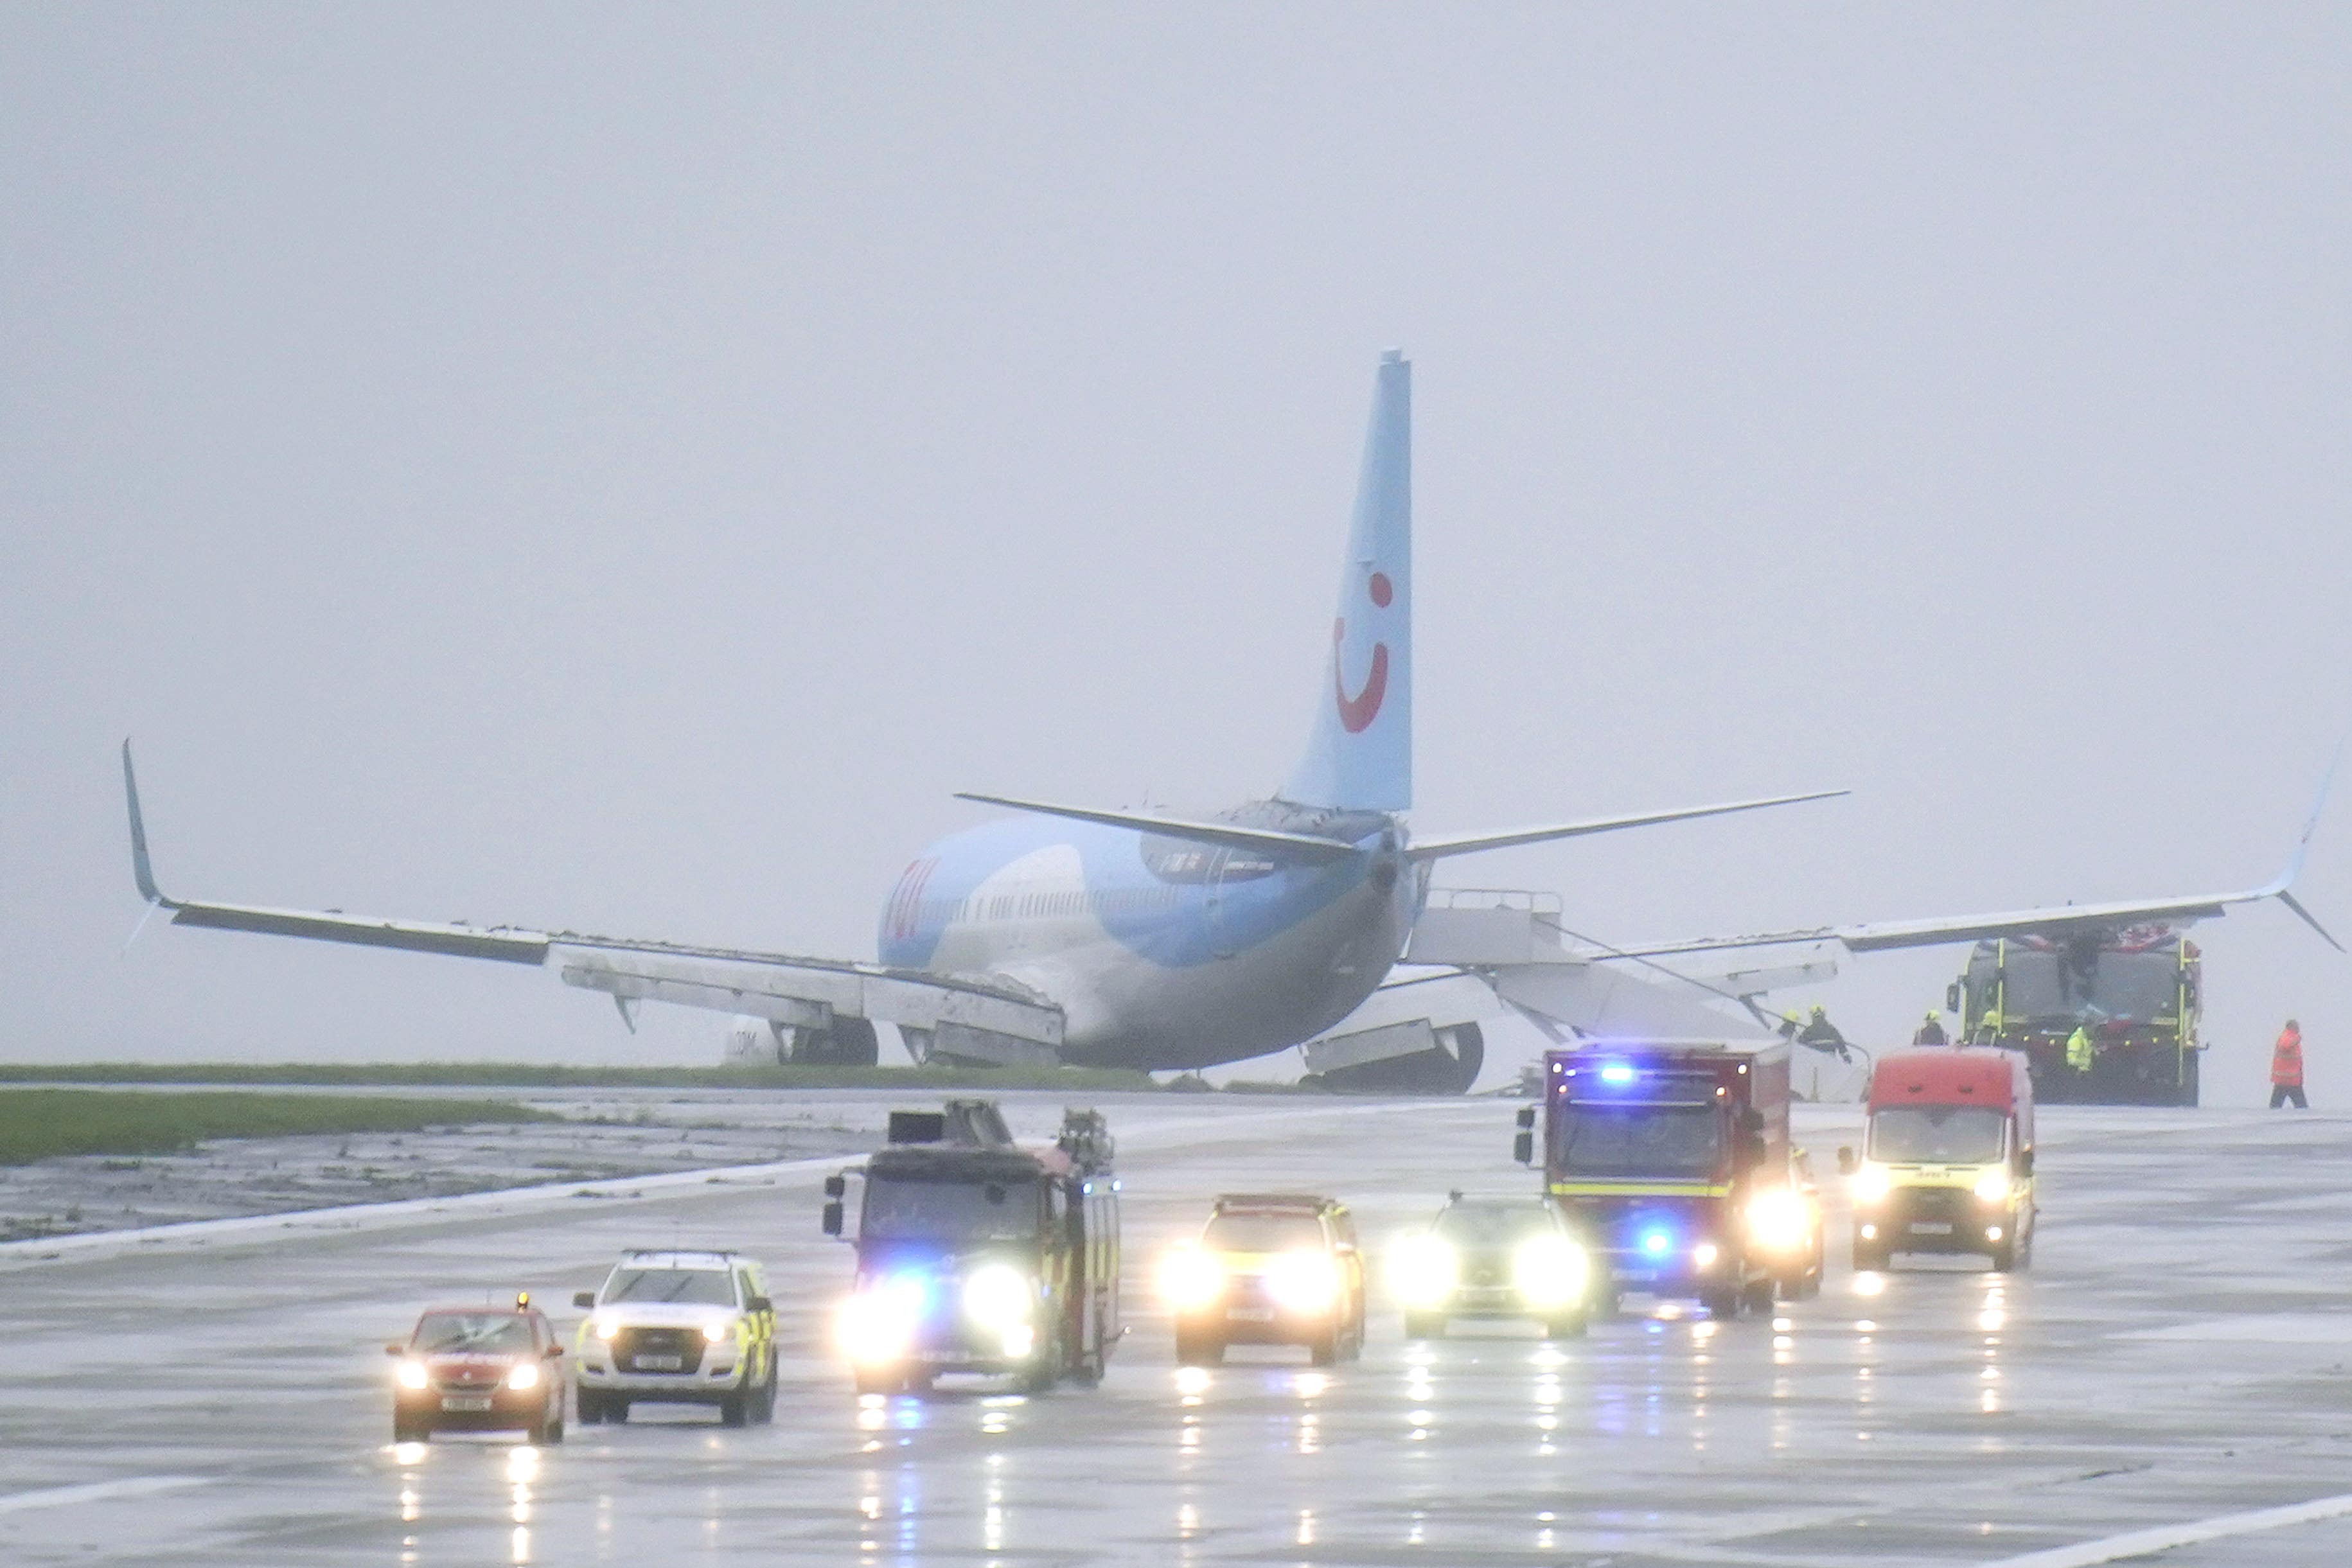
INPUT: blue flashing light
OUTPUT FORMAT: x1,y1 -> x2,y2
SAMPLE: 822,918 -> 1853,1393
1600,1063 -> 1638,1086
1638,1226 -> 1675,1258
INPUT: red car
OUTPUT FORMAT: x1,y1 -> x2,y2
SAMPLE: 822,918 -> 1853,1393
387,1296 -> 565,1444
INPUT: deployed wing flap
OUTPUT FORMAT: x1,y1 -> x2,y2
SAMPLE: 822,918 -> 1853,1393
556,942 -> 1063,1045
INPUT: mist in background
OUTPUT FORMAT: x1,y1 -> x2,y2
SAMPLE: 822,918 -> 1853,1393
5,4 -> 2347,1104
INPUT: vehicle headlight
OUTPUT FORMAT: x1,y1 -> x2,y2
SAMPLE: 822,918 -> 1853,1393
1692,1241 -> 1722,1269
1971,1170 -> 2011,1204
396,1359 -> 429,1391
1158,1246 -> 1225,1311
506,1361 -> 541,1391
1746,1189 -> 1814,1253
962,1265 -> 1033,1329
1853,1163 -> 1894,1203
702,1319 -> 733,1344
1388,1233 -> 1459,1308
1266,1251 -> 1341,1314
592,1314 -> 620,1341
1511,1237 -> 1588,1308
838,1274 -> 928,1368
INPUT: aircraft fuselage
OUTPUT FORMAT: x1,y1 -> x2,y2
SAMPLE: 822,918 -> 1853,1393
877,802 -> 1428,1070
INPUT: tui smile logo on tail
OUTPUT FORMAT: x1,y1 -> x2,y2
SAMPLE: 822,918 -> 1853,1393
1334,570 -> 1393,734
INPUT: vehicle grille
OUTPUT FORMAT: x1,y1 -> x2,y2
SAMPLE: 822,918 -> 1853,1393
1897,1186 -> 1965,1222
613,1326 -> 705,1374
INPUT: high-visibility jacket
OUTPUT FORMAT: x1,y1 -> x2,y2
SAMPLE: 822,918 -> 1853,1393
2066,1027 -> 2094,1072
2272,1028 -> 2304,1088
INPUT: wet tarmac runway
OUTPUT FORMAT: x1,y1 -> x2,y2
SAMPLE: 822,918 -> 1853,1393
4,1093 -> 2351,1566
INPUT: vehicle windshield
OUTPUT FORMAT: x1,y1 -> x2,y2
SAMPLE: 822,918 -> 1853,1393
601,1268 -> 738,1307
1870,1105 -> 2007,1165
1203,1212 -> 1323,1252
2087,951 -> 2179,1023
412,1312 -> 535,1353
1987,951 -> 2068,1020
1972,946 -> 2178,1026
1431,1204 -> 1555,1249
1555,1103 -> 1726,1181
862,1175 -> 1040,1243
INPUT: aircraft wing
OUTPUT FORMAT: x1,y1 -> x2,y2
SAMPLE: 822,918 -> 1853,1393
121,744 -> 1065,1047
1595,870 -> 2339,962
1593,752 -> 2346,962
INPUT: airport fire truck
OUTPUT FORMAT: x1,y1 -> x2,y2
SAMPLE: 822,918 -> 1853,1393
822,1099 -> 1120,1396
1515,1037 -> 1821,1319
1947,928 -> 2202,1105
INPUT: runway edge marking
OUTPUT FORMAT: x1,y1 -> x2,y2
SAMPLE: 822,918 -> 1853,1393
1977,1490 -> 2352,1568
0,1476 -> 209,1516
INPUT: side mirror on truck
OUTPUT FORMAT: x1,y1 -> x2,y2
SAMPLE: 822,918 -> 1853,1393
821,1201 -> 844,1237
571,1291 -> 596,1310
2019,1149 -> 2034,1176
1515,1106 -> 1536,1129
1946,982 -> 1963,1013
823,1174 -> 847,1199
1512,1131 -> 1534,1167
1835,1146 -> 1856,1175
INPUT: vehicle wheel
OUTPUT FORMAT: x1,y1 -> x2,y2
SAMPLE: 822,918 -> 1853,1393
719,1391 -> 748,1427
576,1389 -> 603,1425
1598,1290 -> 1623,1321
533,1404 -> 564,1445
608,1399 -> 630,1423
853,1367 -> 902,1397
1347,1299 -> 1366,1361
1852,1239 -> 1888,1273
1543,1313 -> 1586,1340
1741,1278 -> 1777,1314
1988,1242 -> 2017,1274
1402,1312 -> 1445,1340
1701,1287 -> 1741,1321
393,1416 -> 429,1444
1174,1328 -> 1223,1368
754,1367 -> 778,1423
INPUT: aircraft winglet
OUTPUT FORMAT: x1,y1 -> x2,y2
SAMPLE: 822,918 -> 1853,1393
121,739 -> 174,910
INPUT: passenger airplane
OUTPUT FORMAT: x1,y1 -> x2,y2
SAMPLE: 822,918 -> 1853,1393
119,352 -> 1843,1076
120,351 -> 2334,1087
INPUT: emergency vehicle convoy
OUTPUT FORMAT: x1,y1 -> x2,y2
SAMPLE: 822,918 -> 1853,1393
1158,1194 -> 1369,1366
569,1250 -> 778,1425
1514,1037 -> 1823,1319
1842,1046 -> 2037,1271
387,1294 -> 566,1445
822,1099 -> 1120,1396
1947,928 -> 2204,1104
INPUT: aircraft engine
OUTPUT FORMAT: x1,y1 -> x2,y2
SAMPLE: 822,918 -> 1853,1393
720,1014 -> 880,1068
1303,1020 -> 1485,1095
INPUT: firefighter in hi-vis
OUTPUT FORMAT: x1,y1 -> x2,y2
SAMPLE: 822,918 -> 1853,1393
2270,1019 -> 2308,1110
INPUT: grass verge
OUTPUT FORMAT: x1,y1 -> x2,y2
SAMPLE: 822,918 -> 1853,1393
0,1089 -> 559,1167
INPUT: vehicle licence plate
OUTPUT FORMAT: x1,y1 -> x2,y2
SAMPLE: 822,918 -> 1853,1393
1226,1307 -> 1275,1323
440,1395 -> 493,1412
1909,1220 -> 1953,1235
632,1355 -> 683,1371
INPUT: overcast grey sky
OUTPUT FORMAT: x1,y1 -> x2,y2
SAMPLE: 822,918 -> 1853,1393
5,4 -> 2347,1103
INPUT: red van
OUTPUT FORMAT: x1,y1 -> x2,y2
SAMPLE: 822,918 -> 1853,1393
1841,1048 -> 2036,1271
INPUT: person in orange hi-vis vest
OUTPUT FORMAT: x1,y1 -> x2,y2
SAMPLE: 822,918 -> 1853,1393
2270,1020 -> 2308,1110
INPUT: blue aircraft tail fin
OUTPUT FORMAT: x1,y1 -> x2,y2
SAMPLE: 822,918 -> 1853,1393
1284,350 -> 1412,812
